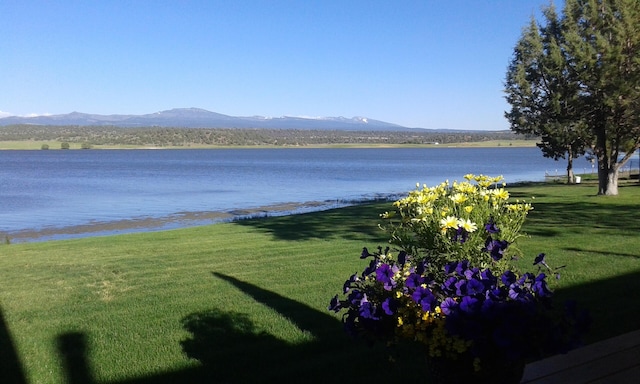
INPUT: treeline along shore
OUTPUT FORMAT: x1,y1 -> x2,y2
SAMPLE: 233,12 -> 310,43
0,124 -> 532,148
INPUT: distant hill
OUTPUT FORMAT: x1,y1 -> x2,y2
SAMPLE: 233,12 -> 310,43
0,108 -> 417,131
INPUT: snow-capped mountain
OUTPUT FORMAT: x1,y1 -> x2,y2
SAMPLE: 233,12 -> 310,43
0,108 -> 411,131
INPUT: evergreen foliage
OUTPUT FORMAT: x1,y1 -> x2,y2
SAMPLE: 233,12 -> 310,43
505,0 -> 640,195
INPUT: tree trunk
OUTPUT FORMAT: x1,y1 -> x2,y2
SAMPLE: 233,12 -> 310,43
597,159 -> 619,195
604,167 -> 619,195
594,123 -> 619,195
566,150 -> 575,184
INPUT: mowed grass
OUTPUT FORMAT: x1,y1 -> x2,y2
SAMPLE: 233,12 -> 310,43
1,182 -> 639,383
509,182 -> 640,342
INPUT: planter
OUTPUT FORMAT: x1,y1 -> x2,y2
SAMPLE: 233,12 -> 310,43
425,355 -> 525,384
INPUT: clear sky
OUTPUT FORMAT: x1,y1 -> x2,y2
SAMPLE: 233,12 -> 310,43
0,0 -> 558,130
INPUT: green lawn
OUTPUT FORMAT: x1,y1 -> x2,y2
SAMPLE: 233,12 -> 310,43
1,182 -> 639,383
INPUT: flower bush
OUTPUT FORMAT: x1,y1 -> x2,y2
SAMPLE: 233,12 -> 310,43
380,174 -> 532,275
329,175 -> 588,378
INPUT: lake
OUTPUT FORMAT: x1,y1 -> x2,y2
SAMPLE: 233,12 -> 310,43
0,147 -> 605,242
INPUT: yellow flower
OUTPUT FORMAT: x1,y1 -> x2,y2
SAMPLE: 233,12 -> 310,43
380,211 -> 395,219
473,358 -> 482,372
449,192 -> 468,204
507,201 -> 533,212
454,180 -> 476,194
473,174 -> 504,188
440,216 -> 458,231
464,205 -> 473,213
457,218 -> 478,232
491,188 -> 509,200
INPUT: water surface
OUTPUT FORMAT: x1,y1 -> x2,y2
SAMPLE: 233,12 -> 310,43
0,147 -> 601,242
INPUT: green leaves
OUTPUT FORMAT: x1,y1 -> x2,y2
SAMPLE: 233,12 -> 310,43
505,0 -> 640,192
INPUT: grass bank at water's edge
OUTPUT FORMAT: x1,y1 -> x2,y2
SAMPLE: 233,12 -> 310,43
0,182 -> 639,383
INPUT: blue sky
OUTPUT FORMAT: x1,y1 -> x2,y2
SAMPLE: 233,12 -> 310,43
0,1 -> 557,130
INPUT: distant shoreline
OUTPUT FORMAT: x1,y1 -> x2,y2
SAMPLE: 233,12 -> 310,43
0,140 -> 538,150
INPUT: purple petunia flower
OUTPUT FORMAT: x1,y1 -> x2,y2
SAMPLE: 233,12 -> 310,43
347,289 -> 364,306
412,286 -> 435,311
328,295 -> 342,312
484,218 -> 500,234
484,237 -> 509,261
376,264 -> 393,282
360,247 -> 372,259
382,297 -> 398,315
519,272 -> 535,289
460,295 -> 480,313
397,251 -> 408,266
455,279 -> 467,296
405,272 -> 425,290
533,273 -> 553,298
464,267 -> 480,280
440,297 -> 458,315
509,282 -> 534,302
343,273 -> 359,294
444,261 -> 458,275
533,253 -> 553,270
376,263 -> 399,291
455,260 -> 470,275
501,270 -> 517,286
415,260 -> 427,275
362,260 -> 378,277
359,294 -> 379,320
453,227 -> 469,243
466,278 -> 485,296
508,284 -> 524,300
443,276 -> 458,293
481,268 -> 497,287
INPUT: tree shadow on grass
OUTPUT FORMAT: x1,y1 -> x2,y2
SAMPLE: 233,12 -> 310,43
232,202 -> 391,242
563,246 -> 640,259
3,269 -> 640,383
554,269 -> 640,344
0,307 -> 27,384
178,272 -> 425,383
524,199 -> 640,237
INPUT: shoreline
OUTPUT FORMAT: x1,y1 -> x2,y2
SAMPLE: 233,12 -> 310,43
3,196 -> 400,244
6,178 -> 573,244
0,140 -> 538,150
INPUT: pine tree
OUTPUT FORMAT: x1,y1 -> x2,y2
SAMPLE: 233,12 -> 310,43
505,0 -> 640,194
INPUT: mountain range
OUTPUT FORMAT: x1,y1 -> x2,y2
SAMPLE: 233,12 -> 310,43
0,108 -> 415,131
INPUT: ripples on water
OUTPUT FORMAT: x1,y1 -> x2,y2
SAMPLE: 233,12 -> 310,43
0,147 -> 611,242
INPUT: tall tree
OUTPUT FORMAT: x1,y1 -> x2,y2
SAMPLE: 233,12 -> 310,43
505,0 -> 640,194
505,9 -> 590,184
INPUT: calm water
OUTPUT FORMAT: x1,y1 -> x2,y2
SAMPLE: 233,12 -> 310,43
0,147 -> 604,242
